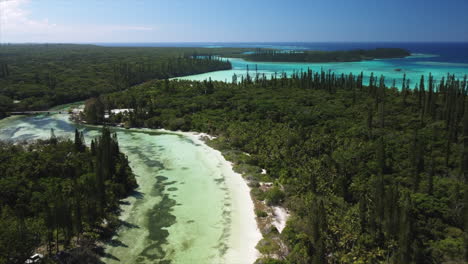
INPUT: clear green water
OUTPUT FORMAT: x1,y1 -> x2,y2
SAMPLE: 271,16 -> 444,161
0,113 -> 260,264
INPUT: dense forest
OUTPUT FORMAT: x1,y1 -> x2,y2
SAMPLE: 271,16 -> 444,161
238,48 -> 411,62
96,70 -> 468,263
0,127 -> 136,264
1,44 -> 466,263
0,44 -> 234,113
0,44 -> 411,117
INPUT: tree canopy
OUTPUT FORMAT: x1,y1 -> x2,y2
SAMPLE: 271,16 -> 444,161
101,70 -> 467,263
0,44 -> 232,113
232,48 -> 411,62
0,128 -> 136,264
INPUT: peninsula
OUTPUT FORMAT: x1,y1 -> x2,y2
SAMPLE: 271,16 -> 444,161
232,48 -> 411,62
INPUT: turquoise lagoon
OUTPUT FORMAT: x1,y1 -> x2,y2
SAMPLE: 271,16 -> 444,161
176,56 -> 468,87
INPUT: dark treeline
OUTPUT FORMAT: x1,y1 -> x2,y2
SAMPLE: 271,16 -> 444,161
100,70 -> 467,263
242,48 -> 410,62
0,44 -> 232,114
0,128 -> 136,264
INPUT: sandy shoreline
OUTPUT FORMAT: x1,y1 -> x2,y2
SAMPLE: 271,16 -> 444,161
48,113 -> 265,263
160,129 -> 263,264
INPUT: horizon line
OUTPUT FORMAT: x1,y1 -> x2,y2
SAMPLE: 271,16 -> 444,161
1,41 -> 467,45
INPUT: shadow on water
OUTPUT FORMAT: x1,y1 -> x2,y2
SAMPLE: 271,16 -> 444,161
120,219 -> 140,229
108,239 -> 129,248
102,252 -> 120,261
129,190 -> 144,199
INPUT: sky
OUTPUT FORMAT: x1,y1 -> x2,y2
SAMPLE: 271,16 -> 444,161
0,0 -> 467,43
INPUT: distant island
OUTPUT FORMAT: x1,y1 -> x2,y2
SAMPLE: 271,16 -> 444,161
234,48 -> 411,62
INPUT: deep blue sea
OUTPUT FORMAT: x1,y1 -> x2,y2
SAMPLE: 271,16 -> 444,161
94,42 -> 468,86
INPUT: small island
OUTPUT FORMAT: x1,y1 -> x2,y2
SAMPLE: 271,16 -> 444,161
235,48 -> 411,62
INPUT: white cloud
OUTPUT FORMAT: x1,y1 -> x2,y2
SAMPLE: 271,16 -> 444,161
1,0 -> 56,35
0,0 -> 155,42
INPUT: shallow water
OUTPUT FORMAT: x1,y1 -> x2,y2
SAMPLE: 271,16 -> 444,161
0,113 -> 260,264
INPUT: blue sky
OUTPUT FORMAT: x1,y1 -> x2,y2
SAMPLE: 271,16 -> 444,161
1,0 -> 467,43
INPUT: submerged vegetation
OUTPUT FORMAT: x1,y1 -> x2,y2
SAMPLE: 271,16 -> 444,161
0,128 -> 136,264
99,70 -> 467,263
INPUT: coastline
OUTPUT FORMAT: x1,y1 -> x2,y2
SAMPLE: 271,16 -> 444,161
172,130 -> 291,262
81,120 -> 289,262
2,108 -> 266,263
162,129 -> 263,263
68,104 -> 286,262
96,126 -> 263,263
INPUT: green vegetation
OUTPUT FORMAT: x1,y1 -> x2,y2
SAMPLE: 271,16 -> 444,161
0,44 -> 232,113
255,210 -> 269,218
83,97 -> 105,124
100,70 -> 467,263
264,186 -> 285,206
0,127 -> 136,264
0,44 -> 410,116
0,95 -> 13,119
239,48 -> 411,62
0,44 -> 464,263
